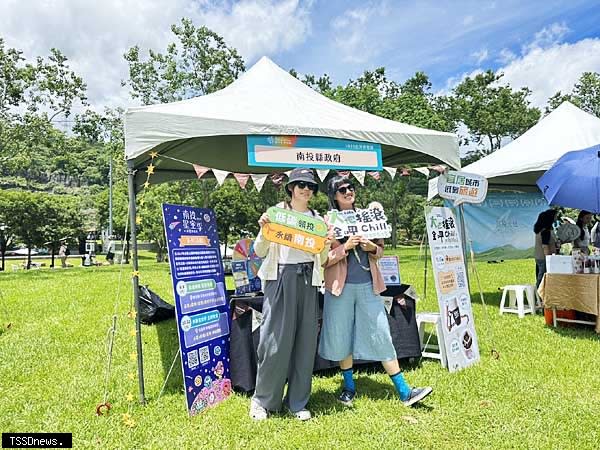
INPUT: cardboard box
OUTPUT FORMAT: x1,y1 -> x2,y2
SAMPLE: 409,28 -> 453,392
545,255 -> 573,274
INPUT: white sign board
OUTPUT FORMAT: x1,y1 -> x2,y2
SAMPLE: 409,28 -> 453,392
327,207 -> 391,240
425,206 -> 480,372
378,256 -> 401,285
438,171 -> 488,205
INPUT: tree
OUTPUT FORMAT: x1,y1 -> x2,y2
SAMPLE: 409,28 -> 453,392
137,183 -> 185,262
546,72 -> 600,118
0,39 -> 86,119
0,39 -> 90,191
207,181 -> 261,257
451,70 -> 540,163
0,190 -> 83,268
122,18 -> 245,105
397,193 -> 426,241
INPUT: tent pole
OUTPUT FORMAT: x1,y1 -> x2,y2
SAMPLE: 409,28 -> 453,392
458,204 -> 470,287
127,161 -> 146,405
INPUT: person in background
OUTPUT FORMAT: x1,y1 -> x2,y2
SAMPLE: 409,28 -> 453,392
106,238 -> 115,265
249,168 -> 333,421
590,215 -> 600,251
573,210 -> 593,255
534,209 -> 558,288
319,175 -> 432,408
58,241 -> 68,268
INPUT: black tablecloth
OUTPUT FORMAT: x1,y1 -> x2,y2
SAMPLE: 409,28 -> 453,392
229,285 -> 421,392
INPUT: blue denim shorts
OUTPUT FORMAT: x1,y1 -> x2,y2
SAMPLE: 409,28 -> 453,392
318,282 -> 397,361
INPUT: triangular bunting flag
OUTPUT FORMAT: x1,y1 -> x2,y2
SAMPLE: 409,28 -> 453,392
270,172 -> 286,187
250,174 -> 268,192
316,169 -> 330,182
212,169 -> 229,186
414,167 -> 430,177
284,170 -> 292,177
337,170 -> 351,177
193,164 -> 210,179
351,171 -> 365,186
400,168 -> 411,177
427,177 -> 439,201
430,165 -> 447,174
367,171 -> 381,181
233,173 -> 250,189
384,167 -> 397,180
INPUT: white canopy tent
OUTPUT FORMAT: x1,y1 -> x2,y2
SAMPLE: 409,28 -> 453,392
123,56 -> 460,403
463,101 -> 600,189
125,56 -> 460,189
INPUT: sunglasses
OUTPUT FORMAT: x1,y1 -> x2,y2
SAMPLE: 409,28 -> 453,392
336,185 -> 355,194
295,181 -> 318,192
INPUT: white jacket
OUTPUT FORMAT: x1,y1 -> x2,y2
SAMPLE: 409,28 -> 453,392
254,203 -> 330,287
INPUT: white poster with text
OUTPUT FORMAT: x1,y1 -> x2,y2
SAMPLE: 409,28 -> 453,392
425,206 -> 480,372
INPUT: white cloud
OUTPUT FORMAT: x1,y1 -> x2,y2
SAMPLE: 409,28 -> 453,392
497,48 -> 516,64
500,38 -> 600,108
0,0 -> 313,112
471,48 -> 489,65
330,2 -> 388,64
195,0 -> 313,62
462,15 -> 474,26
522,21 -> 570,53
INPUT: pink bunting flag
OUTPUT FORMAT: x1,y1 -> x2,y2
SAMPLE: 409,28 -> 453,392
430,165 -> 447,174
233,173 -> 250,190
337,170 -> 351,177
193,164 -> 210,179
270,172 -> 286,187
400,168 -> 411,177
367,171 -> 381,181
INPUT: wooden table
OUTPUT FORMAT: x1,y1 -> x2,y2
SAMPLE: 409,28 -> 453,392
538,273 -> 600,333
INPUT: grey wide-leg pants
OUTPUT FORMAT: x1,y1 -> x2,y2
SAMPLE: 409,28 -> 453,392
252,263 -> 319,413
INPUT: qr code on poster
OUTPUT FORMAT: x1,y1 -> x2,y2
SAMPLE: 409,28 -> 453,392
187,350 -> 199,369
199,346 -> 210,365
456,270 -> 466,289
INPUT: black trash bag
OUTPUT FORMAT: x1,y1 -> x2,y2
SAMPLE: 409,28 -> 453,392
138,285 -> 175,324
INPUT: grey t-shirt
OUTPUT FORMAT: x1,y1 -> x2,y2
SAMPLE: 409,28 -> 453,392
346,245 -> 372,284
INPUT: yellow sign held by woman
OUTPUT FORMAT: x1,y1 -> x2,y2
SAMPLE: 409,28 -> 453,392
261,222 -> 326,254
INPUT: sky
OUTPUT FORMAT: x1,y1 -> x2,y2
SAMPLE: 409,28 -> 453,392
1,0 -> 600,117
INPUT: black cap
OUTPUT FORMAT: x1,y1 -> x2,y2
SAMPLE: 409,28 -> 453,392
285,168 -> 318,195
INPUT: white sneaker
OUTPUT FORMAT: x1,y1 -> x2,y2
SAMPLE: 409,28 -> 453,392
290,408 -> 312,421
249,399 -> 268,421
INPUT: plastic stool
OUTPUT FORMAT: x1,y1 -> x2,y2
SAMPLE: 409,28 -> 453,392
416,312 -> 447,368
500,285 -> 535,318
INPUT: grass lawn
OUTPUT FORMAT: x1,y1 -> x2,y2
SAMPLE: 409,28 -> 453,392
1,247 -> 599,449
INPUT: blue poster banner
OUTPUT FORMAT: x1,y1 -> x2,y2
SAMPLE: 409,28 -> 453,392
162,203 -> 232,416
247,135 -> 382,170
455,191 -> 549,260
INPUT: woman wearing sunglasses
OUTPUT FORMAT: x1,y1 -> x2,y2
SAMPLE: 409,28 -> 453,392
249,168 -> 333,421
319,175 -> 432,407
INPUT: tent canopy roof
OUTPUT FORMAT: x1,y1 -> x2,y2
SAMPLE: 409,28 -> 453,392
463,101 -> 600,188
124,56 -> 459,187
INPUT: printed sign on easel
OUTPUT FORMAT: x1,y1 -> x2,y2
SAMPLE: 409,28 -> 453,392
424,206 -> 480,372
162,204 -> 232,416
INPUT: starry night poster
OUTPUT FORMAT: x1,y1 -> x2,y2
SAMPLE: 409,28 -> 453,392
162,203 -> 232,416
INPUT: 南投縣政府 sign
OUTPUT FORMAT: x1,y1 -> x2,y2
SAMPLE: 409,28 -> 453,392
247,135 -> 382,171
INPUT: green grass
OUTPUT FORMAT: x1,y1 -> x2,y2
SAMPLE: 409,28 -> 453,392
1,248 -> 599,449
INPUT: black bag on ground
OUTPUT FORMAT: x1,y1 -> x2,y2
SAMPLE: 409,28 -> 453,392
138,285 -> 175,324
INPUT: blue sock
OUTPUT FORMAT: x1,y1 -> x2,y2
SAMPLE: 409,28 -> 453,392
390,372 -> 411,400
341,368 -> 355,393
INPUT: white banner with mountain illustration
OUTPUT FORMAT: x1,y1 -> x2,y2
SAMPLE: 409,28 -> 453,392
449,191 -> 549,260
